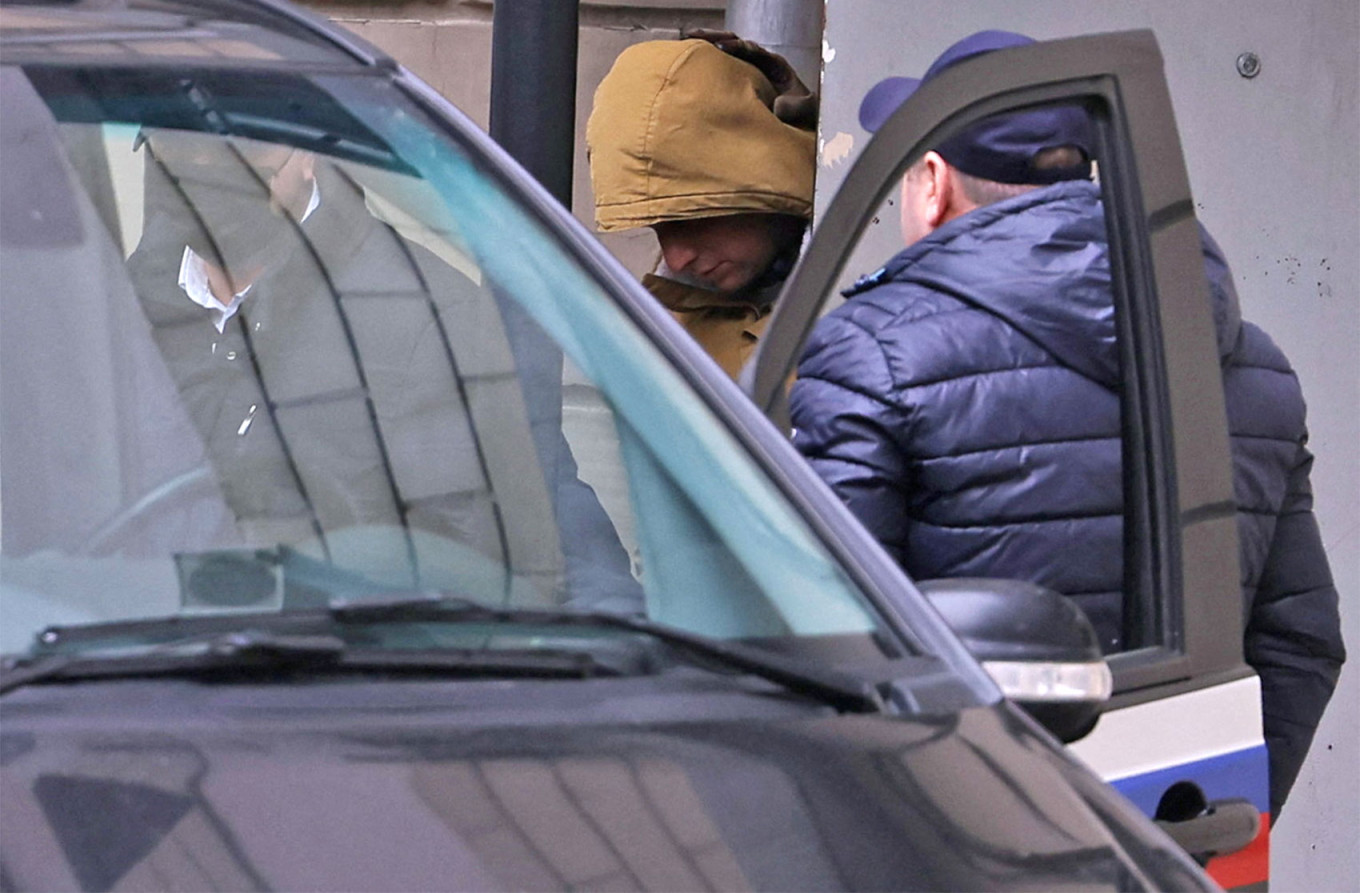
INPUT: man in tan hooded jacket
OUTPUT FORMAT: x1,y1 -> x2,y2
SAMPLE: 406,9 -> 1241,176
587,33 -> 817,379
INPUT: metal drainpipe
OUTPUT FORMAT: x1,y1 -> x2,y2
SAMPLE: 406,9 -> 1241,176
724,0 -> 824,93
489,0 -> 579,210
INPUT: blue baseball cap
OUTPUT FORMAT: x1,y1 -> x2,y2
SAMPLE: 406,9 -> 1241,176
858,30 -> 1093,185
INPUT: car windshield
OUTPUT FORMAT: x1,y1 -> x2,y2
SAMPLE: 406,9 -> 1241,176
0,61 -> 891,662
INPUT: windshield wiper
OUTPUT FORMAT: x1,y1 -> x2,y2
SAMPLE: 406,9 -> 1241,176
0,630 -> 341,694
14,598 -> 885,713
0,627 -> 613,694
328,598 -> 886,714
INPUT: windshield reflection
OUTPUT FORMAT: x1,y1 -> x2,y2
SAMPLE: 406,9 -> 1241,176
0,66 -> 884,659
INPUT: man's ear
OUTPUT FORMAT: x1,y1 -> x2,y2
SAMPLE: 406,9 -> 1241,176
920,151 -> 954,229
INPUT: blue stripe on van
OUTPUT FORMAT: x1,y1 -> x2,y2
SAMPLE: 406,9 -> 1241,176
1107,744 -> 1269,815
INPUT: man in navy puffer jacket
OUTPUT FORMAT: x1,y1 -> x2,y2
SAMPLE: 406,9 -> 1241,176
790,31 -> 1343,818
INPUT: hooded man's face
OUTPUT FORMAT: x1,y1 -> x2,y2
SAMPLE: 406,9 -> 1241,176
652,212 -> 795,295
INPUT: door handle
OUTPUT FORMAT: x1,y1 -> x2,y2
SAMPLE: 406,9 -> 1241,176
1154,797 -> 1260,862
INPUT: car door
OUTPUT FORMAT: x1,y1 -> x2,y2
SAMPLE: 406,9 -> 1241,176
748,31 -> 1268,890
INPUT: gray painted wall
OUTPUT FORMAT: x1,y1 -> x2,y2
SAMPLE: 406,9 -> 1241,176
818,3 -> 1358,890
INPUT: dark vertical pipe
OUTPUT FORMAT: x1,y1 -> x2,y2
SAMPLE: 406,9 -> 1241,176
489,0 -> 579,210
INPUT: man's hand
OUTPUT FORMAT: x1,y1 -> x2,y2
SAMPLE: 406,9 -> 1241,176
687,29 -> 819,131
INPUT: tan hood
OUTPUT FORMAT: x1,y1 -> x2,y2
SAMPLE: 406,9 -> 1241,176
587,39 -> 816,233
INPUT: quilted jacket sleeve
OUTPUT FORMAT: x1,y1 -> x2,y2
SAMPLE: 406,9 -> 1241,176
789,312 -> 912,563
1244,436 -> 1346,817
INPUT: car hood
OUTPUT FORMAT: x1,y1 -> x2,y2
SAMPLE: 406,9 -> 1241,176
0,674 -> 1208,892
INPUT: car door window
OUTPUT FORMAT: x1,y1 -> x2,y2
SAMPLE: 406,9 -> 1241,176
756,31 -> 1244,694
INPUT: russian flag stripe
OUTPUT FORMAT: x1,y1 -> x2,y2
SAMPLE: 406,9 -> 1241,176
1068,676 -> 1263,780
1067,675 -> 1270,889
1105,745 -> 1269,815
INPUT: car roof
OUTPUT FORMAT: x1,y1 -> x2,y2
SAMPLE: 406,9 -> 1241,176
0,0 -> 389,69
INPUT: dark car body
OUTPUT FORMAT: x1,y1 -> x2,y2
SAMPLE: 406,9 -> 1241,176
0,0 -> 1223,889
3,675 -> 1207,891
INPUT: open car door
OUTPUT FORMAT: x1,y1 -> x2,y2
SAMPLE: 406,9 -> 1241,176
748,31 -> 1269,889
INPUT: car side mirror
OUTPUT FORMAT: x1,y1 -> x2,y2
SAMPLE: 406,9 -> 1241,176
917,578 -> 1111,743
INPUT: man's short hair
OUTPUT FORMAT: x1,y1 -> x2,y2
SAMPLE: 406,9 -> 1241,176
954,145 -> 1090,206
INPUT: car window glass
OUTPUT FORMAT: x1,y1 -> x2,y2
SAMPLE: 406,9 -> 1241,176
0,68 -> 882,655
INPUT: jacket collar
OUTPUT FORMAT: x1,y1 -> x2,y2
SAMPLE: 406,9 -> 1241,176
642,273 -> 771,319
846,180 -> 1122,388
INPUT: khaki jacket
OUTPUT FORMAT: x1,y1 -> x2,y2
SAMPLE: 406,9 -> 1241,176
642,274 -> 771,379
588,38 -> 815,380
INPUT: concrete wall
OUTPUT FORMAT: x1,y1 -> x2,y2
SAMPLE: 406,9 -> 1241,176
817,3 -> 1358,891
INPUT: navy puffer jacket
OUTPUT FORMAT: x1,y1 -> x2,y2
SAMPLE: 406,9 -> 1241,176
790,179 -> 1343,815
